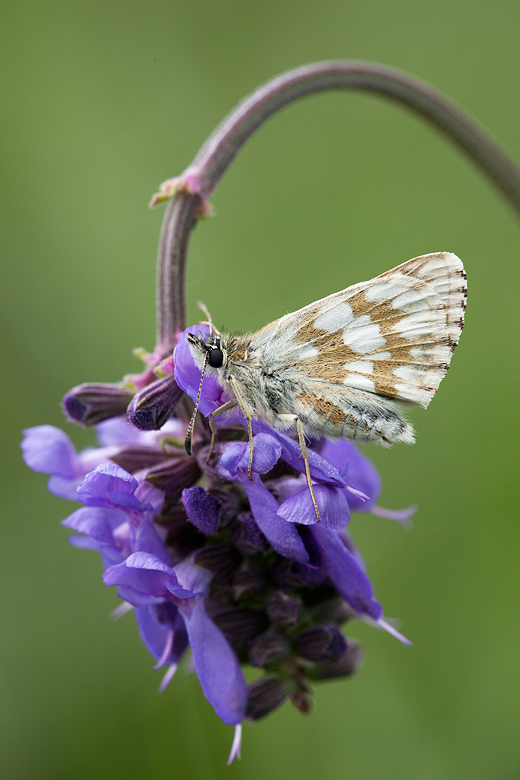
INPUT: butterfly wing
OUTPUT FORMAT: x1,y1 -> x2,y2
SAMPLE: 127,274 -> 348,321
251,252 -> 467,409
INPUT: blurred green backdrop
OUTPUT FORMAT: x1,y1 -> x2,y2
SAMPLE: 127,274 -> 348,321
2,1 -> 520,778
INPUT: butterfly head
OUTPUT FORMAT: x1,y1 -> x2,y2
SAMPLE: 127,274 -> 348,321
183,331 -> 230,456
186,331 -> 229,373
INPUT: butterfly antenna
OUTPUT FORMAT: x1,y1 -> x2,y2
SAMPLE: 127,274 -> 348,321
184,351 -> 210,456
197,300 -> 221,339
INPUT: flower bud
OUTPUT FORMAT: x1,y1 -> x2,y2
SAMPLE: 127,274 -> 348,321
62,383 -> 133,426
232,567 -> 266,600
265,590 -> 302,626
248,634 -> 291,668
245,677 -> 288,721
110,445 -> 176,474
308,642 -> 364,681
145,457 -> 201,508
294,625 -> 347,663
289,685 -> 313,714
270,556 -> 308,588
194,543 -> 240,577
310,597 -> 355,625
210,607 -> 269,650
158,504 -> 206,564
182,486 -> 221,535
127,375 -> 183,431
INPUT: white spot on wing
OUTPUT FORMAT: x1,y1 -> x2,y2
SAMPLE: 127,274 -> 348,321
392,309 -> 441,339
314,302 -> 354,332
392,289 -> 429,311
370,351 -> 391,360
344,374 -> 376,392
343,315 -> 386,354
394,384 -> 431,406
346,360 -> 373,373
393,365 -> 417,381
416,257 -> 446,277
365,281 -> 410,302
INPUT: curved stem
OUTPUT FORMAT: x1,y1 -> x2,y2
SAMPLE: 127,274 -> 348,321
156,191 -> 202,354
156,59 -> 520,350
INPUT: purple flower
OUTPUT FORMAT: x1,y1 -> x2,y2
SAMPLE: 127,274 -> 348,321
22,320 -> 413,762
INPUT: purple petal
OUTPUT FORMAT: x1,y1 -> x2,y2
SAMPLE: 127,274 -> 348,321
253,423 -> 347,487
182,486 -> 220,535
134,518 -> 173,565
174,325 -> 229,417
21,425 -> 76,478
320,439 -> 381,511
68,534 -> 107,552
173,557 -> 247,724
310,525 -> 382,620
103,552 -> 193,605
240,472 -> 309,563
293,527 -> 329,584
178,594 -> 247,724
62,505 -> 126,545
135,481 -> 165,515
134,603 -> 188,664
47,474 -> 82,500
217,442 -> 246,480
277,484 -> 350,530
174,556 -> 213,594
274,475 -> 307,502
95,416 -> 186,448
96,417 -> 147,446
219,433 -> 283,479
105,490 -> 142,509
234,433 -> 283,474
77,464 -> 141,509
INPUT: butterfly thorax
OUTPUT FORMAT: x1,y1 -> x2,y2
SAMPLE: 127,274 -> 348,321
186,331 -> 298,425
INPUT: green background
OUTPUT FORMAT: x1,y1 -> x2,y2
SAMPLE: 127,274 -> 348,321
2,1 -> 520,778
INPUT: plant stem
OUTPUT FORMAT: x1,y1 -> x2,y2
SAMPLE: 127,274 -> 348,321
156,60 -> 520,351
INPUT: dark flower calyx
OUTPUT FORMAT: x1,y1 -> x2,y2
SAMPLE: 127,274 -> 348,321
310,596 -> 355,625
294,625 -> 348,663
127,375 -> 184,431
308,642 -> 364,681
231,566 -> 267,600
209,606 -> 269,649
265,590 -> 302,626
194,543 -> 240,576
145,456 -> 201,508
245,676 -> 289,721
269,556 -> 309,589
289,683 -> 313,714
157,505 -> 207,564
110,445 -> 176,473
248,633 -> 292,668
62,383 -> 133,426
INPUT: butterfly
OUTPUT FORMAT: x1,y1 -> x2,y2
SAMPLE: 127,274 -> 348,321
184,252 -> 467,521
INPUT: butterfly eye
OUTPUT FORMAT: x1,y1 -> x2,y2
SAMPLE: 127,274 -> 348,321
208,348 -> 224,368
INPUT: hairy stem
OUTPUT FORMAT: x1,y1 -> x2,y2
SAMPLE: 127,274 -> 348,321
156,59 -> 520,351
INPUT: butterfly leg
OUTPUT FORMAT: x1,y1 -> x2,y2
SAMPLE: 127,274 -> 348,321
278,414 -> 322,523
207,399 -> 238,462
227,375 -> 256,481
